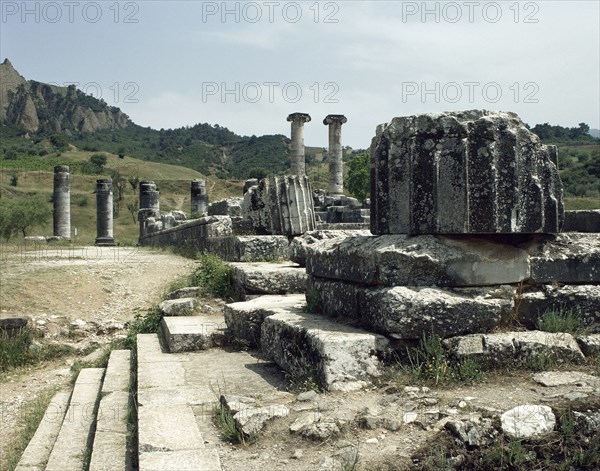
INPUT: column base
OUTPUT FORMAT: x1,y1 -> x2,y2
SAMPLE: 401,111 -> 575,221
95,237 -> 116,246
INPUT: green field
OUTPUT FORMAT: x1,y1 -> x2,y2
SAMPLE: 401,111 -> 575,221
0,150 -> 243,245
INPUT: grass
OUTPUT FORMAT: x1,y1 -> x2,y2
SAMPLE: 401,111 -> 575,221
189,252 -> 234,299
536,308 -> 586,335
564,196 -> 600,210
213,401 -> 249,445
0,387 -> 60,471
124,305 -> 163,350
0,327 -> 74,376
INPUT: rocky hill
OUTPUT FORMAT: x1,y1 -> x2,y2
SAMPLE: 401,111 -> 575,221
0,59 -> 129,134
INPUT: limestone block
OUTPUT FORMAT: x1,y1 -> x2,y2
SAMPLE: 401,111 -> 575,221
306,234 -> 530,287
563,210 -> 600,232
289,229 -> 371,266
261,309 -> 390,390
308,277 -> 515,339
516,284 -> 600,331
527,233 -> 600,283
242,175 -> 316,236
370,110 -> 564,235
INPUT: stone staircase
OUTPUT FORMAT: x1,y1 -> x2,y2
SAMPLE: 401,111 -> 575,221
15,350 -> 130,471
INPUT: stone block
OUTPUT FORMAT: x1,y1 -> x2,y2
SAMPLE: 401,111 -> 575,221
289,229 -> 371,266
229,261 -> 307,300
242,175 -> 316,236
443,331 -> 586,366
308,277 -> 515,339
370,110 -> 564,235
516,285 -> 600,331
208,197 -> 243,217
224,294 -> 305,348
204,235 -> 289,262
563,210 -> 600,232
159,298 -> 198,316
306,234 -> 530,287
527,233 -> 600,283
261,308 -> 390,390
161,316 -> 221,353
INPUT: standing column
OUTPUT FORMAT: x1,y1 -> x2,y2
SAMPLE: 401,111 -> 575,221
95,178 -> 115,246
287,112 -> 311,176
53,165 -> 70,239
138,181 -> 160,240
323,114 -> 347,196
191,179 -> 208,216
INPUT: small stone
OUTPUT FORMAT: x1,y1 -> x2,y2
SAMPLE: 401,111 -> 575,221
290,412 -> 321,433
403,412 -> 418,424
365,438 -> 379,445
501,405 -> 556,439
297,390 -> 319,402
291,449 -> 303,460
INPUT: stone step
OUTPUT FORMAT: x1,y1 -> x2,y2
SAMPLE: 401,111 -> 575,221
89,350 -> 131,471
224,294 -> 306,349
161,316 -> 224,353
45,368 -> 105,471
14,390 -> 72,471
225,295 -> 390,391
228,261 -> 307,301
136,334 -> 221,471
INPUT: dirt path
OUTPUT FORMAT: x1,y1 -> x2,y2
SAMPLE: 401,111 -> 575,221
0,245 -> 196,466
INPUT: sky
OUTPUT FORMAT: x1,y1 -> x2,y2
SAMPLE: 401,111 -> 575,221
1,0 -> 599,148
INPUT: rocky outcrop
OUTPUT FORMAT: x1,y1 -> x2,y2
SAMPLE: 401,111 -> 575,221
370,110 -> 564,235
0,58 -> 129,133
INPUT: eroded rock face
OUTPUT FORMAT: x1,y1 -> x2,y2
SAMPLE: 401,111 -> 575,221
370,110 -> 564,235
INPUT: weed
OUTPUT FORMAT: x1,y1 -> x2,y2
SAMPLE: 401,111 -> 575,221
213,401 -> 249,445
0,327 -> 74,374
190,252 -> 233,299
451,357 -> 484,384
536,308 -> 586,335
405,332 -> 450,386
124,305 -> 163,349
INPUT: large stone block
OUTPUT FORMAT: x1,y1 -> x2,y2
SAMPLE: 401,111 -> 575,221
308,277 -> 515,339
306,234 -> 530,287
289,229 -> 371,266
229,262 -> 307,300
527,233 -> 600,283
370,110 -> 564,235
517,285 -> 600,332
261,308 -> 390,391
242,175 -> 316,236
208,197 -> 243,217
204,235 -> 289,262
443,331 -> 586,367
563,210 -> 600,233
139,215 -> 232,247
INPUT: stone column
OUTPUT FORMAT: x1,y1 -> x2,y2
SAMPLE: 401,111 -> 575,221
287,112 -> 311,176
323,114 -> 347,196
95,178 -> 115,246
53,165 -> 70,239
191,179 -> 208,216
138,181 -> 160,240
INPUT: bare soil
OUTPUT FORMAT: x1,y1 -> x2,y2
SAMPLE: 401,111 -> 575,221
0,245 -> 196,466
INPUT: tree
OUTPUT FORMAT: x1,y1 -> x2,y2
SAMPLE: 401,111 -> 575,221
346,152 -> 370,203
0,195 -> 51,240
127,201 -> 139,223
246,167 -> 268,180
89,153 -> 107,170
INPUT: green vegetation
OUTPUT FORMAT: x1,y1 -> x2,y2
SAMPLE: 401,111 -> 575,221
0,327 -> 74,374
0,194 -> 52,240
346,152 -> 370,203
536,308 -> 586,335
213,401 -> 251,445
124,305 -> 164,350
189,252 -> 233,299
0,387 -> 59,471
403,332 -> 483,386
